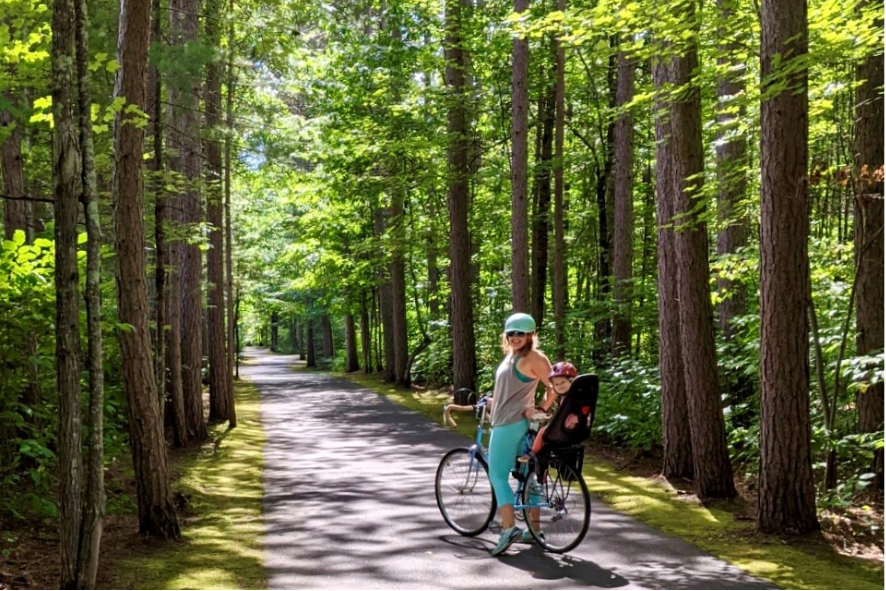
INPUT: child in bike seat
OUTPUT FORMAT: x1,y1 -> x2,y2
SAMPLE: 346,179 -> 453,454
522,361 -> 580,459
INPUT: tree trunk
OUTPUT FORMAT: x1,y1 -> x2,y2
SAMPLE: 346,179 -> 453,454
427,228 -> 441,320
171,0 -> 205,443
51,0 -> 84,582
168,0 -> 205,443
114,0 -> 181,540
552,0 -> 567,359
375,209 -> 396,381
390,192 -> 409,385
221,15 -> 237,426
593,45 -> 616,360
510,0 -> 530,312
532,56 -> 554,327
654,50 -> 692,481
612,44 -> 635,357
666,5 -> 735,499
853,1 -> 884,490
205,0 -> 230,425
321,313 -> 334,358
224,15 -> 237,422
148,0 -> 169,431
446,0 -> 476,392
75,0 -> 104,581
360,294 -> 372,373
1,94 -> 39,426
345,312 -> 360,373
271,311 -> 280,352
1,95 -> 30,240
306,321 -> 316,368
758,0 -> 819,533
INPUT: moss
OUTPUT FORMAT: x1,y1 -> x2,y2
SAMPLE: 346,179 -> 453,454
108,381 -> 266,590
345,372 -> 884,591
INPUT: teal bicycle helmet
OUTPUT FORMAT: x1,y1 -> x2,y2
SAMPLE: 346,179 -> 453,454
504,312 -> 536,333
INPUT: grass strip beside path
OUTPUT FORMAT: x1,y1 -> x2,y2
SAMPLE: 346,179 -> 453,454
108,381 -> 266,590
342,372 -> 884,591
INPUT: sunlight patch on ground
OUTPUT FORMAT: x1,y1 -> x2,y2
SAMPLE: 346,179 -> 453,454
108,381 -> 266,590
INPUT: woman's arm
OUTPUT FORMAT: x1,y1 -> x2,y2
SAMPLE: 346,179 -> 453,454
525,351 -> 556,411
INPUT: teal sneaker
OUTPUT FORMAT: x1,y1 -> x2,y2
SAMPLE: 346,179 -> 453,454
491,526 -> 522,556
521,529 -> 545,544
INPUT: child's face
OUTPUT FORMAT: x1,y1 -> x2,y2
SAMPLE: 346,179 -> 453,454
551,376 -> 572,394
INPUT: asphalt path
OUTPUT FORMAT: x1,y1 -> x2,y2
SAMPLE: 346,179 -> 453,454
241,348 -> 776,590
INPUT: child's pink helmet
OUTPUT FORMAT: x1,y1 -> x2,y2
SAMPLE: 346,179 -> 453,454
549,361 -> 577,379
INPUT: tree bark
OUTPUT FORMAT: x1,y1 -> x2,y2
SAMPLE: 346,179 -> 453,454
360,294 -> 372,374
510,0 -> 530,312
552,0 -> 567,359
654,50 -> 692,481
612,44 -> 635,357
148,0 -> 169,434
224,13 -> 237,427
75,0 -> 104,581
345,312 -> 360,372
168,0 -> 204,443
666,6 -> 735,498
375,209 -> 396,381
271,311 -> 279,352
1,93 -> 39,429
306,321 -> 316,368
2,95 -> 30,240
205,0 -> 230,425
853,0 -> 884,490
52,0 -> 84,582
390,192 -> 409,385
532,55 -> 554,328
758,0 -> 819,533
446,0 -> 476,392
171,0 -> 205,443
115,0 -> 181,540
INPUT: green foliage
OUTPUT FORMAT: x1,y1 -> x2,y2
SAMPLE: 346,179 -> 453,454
0,231 -> 57,519
594,358 -> 662,452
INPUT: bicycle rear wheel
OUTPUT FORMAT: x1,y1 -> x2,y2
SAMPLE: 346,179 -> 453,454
522,456 -> 590,553
435,448 -> 496,536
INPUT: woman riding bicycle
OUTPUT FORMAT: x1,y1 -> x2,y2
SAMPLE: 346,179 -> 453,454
487,312 -> 556,556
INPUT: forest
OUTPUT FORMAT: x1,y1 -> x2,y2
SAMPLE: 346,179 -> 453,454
0,0 -> 882,587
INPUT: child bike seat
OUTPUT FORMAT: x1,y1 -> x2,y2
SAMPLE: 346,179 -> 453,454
542,373 -> 598,446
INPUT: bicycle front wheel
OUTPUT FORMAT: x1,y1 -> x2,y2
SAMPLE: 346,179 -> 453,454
435,448 -> 496,536
522,456 -> 590,553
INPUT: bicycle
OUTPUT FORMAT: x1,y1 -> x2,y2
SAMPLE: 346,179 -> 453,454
435,391 -> 591,553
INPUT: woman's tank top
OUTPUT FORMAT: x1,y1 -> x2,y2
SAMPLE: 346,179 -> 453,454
490,354 -> 539,427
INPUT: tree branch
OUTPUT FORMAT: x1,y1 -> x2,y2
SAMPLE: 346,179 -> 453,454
0,193 -> 55,204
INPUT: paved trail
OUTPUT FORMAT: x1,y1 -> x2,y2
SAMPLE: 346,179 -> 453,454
242,348 -> 775,590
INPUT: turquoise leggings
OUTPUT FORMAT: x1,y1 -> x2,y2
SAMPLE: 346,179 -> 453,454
488,419 -> 528,507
